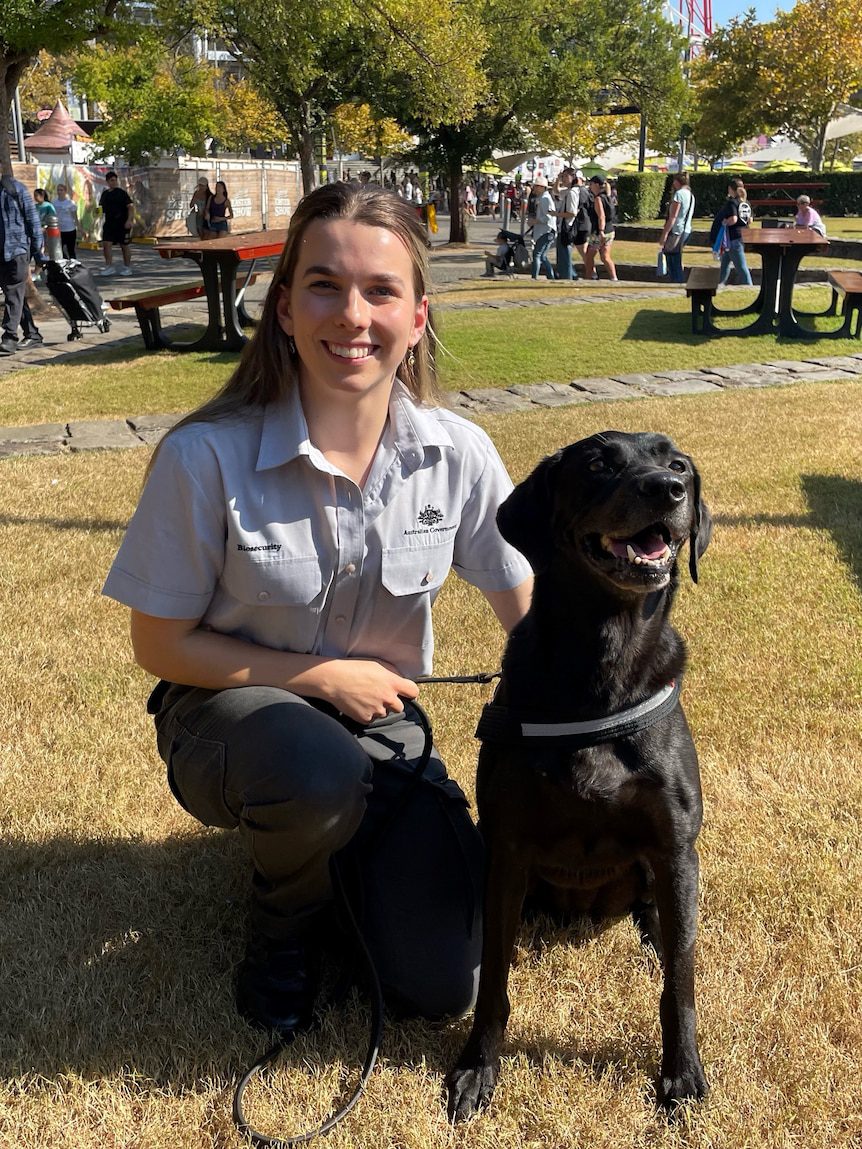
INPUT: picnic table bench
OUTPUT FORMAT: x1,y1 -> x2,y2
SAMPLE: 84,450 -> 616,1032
747,182 -> 827,212
794,270 -> 862,338
109,271 -> 259,350
685,265 -> 722,334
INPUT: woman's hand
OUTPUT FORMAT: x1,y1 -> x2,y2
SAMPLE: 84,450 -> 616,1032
316,659 -> 419,724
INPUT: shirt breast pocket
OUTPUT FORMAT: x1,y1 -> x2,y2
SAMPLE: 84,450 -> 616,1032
224,554 -> 324,607
381,542 -> 452,597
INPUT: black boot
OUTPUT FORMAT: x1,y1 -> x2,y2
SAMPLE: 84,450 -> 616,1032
236,928 -> 321,1042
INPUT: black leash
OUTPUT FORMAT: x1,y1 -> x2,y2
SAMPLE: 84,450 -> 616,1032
232,673 -> 498,1147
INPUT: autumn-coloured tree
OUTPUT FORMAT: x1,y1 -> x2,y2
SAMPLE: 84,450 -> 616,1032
531,111 -> 641,166
330,104 -> 411,164
762,0 -> 862,172
16,51 -> 72,128
693,0 -> 862,171
211,75 -> 289,154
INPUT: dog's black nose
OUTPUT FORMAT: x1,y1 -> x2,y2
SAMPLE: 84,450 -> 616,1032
639,472 -> 687,502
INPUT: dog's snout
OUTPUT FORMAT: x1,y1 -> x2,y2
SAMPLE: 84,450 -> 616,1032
638,472 -> 687,503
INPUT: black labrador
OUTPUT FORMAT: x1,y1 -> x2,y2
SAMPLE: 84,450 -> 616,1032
447,430 -> 711,1121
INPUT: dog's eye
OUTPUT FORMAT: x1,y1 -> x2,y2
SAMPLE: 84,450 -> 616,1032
669,459 -> 687,473
588,459 -> 605,472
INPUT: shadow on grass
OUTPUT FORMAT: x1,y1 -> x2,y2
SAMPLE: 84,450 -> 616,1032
802,474 -> 862,590
1,829 -> 667,1096
619,307 -> 745,345
715,474 -> 862,592
0,512 -> 128,532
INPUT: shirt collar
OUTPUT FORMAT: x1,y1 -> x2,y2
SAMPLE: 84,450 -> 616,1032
256,378 -> 453,473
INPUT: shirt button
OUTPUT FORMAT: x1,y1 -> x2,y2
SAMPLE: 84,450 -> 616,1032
344,563 -> 356,575
257,591 -> 270,601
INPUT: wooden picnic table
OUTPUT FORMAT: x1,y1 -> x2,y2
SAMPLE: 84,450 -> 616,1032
711,226 -> 829,338
747,182 -> 827,211
155,229 -> 287,352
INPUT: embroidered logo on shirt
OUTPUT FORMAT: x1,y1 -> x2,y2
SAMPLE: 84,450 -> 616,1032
417,505 -> 444,526
237,543 -> 282,553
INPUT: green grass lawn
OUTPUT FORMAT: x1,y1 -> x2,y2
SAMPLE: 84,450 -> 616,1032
2,287 -> 859,427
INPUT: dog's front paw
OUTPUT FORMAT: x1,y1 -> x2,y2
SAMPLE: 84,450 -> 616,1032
446,1062 -> 499,1123
658,1056 -> 709,1112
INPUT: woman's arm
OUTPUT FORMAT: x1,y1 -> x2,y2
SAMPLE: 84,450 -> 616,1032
595,196 -> 606,232
130,611 -> 418,723
659,199 -> 680,246
226,198 -> 234,219
482,576 -> 533,634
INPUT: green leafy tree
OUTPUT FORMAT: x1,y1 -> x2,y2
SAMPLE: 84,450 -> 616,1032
396,0 -> 686,242
162,0 -> 485,192
72,34 -> 217,163
1,0 -> 125,174
16,50 -> 73,128
693,0 -> 862,171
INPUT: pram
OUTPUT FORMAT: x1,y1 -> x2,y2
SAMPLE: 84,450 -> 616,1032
484,229 -> 533,276
43,259 -> 111,341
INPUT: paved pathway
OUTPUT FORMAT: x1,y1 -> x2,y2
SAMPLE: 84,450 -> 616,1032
2,224 -> 861,459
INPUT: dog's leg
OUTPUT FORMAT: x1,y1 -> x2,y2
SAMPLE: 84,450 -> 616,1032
651,846 -> 709,1110
447,851 -> 529,1122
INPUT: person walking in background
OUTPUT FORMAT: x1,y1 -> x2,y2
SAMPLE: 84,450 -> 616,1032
33,189 -> 62,261
553,167 -> 579,281
583,175 -> 618,282
528,174 -> 557,280
103,181 -> 533,1041
203,181 -> 233,238
0,174 -> 44,355
658,172 -> 695,284
53,183 -> 79,258
712,178 -> 753,286
188,177 -> 212,237
795,194 -> 826,236
571,170 -> 591,273
98,171 -> 134,277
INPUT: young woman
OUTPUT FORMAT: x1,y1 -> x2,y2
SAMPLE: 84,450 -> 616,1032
33,189 -> 62,261
53,183 -> 79,258
103,182 -> 533,1040
203,180 -> 233,237
658,172 -> 695,284
713,178 -> 753,286
188,177 -> 212,237
583,175 -> 618,283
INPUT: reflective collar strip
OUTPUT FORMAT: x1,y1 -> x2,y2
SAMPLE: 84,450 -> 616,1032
475,680 -> 681,747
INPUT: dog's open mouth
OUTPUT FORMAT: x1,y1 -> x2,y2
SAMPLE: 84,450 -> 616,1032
584,523 -> 680,586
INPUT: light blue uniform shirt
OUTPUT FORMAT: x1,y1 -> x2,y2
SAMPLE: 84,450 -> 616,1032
103,381 -> 532,679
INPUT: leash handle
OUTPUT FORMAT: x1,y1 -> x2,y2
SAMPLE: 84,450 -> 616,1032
416,670 -> 500,685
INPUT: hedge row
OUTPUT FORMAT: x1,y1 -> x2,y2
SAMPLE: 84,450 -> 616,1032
615,170 -> 862,221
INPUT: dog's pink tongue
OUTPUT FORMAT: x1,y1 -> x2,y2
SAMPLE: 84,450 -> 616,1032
609,531 -> 667,560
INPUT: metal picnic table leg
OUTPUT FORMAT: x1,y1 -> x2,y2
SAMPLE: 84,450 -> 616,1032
776,248 -> 821,339
218,253 -> 250,350
711,248 -> 781,336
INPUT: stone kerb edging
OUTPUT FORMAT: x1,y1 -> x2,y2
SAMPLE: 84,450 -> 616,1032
2,356 -> 862,459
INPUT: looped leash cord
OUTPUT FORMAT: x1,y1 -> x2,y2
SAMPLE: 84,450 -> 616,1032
233,681 -> 492,1147
416,671 -> 501,685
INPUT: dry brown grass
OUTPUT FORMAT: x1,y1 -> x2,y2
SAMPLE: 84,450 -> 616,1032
1,381 -> 861,1148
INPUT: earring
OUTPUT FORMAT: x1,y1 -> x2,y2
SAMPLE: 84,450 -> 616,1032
406,348 -> 416,369
287,336 -> 297,357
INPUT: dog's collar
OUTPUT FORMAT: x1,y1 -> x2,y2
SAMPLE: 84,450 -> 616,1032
475,680 -> 681,748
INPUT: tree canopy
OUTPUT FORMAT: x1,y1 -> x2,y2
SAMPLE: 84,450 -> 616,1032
1,0 -> 124,173
692,0 -> 862,171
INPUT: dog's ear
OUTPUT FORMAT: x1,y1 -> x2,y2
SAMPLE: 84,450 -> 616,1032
497,452 -> 562,573
688,461 -> 712,584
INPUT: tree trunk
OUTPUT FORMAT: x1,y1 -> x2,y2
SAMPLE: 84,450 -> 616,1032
808,121 -> 829,174
1,56 -> 30,175
297,131 -> 317,195
447,157 -> 466,244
